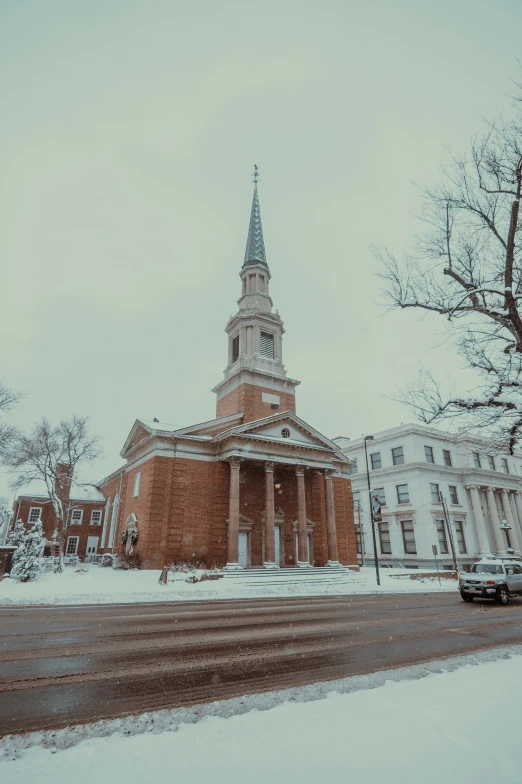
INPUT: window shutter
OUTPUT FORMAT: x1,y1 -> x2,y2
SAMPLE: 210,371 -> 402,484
260,331 -> 274,359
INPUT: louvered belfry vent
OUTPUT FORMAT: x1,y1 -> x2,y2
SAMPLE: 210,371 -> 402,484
232,335 -> 240,363
260,331 -> 275,358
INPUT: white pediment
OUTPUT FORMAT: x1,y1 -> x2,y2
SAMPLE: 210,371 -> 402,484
219,412 -> 341,453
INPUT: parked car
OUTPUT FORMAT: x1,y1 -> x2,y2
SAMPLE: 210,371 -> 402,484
459,558 -> 522,605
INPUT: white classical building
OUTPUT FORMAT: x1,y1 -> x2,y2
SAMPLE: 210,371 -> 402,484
333,424 -> 522,570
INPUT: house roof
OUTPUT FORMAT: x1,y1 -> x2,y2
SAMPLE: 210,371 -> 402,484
14,480 -> 105,503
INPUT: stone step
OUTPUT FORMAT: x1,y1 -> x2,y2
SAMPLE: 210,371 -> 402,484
222,567 -> 354,578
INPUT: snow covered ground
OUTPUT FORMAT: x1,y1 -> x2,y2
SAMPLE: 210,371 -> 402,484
2,647 -> 521,783
0,563 -> 457,605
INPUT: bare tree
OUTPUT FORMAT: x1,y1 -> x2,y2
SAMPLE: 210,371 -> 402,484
377,89 -> 522,452
0,381 -> 23,451
1,416 -> 102,569
0,497 -> 11,546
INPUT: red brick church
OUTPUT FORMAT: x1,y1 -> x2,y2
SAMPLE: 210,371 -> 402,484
11,179 -> 357,569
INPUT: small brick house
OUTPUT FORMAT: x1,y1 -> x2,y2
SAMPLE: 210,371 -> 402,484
10,482 -> 106,560
94,181 -> 357,570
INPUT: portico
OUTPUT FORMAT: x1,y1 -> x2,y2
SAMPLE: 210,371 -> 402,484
223,428 -> 348,570
467,484 -> 522,556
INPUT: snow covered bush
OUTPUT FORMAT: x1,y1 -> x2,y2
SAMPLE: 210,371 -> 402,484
112,553 -> 141,570
11,519 -> 45,582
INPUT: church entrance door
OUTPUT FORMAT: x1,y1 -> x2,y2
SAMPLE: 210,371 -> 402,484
274,527 -> 281,566
238,532 -> 248,568
295,533 -> 312,565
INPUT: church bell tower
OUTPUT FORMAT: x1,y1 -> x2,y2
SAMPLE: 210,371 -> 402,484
213,168 -> 300,423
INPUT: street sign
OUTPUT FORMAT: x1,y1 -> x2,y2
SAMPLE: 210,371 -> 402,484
371,491 -> 382,522
432,544 -> 438,556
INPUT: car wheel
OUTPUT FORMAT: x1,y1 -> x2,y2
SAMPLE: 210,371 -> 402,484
460,591 -> 473,602
496,586 -> 509,605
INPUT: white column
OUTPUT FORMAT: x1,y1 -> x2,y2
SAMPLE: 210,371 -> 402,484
467,485 -> 491,556
513,492 -> 522,552
500,489 -> 519,551
485,487 -> 505,553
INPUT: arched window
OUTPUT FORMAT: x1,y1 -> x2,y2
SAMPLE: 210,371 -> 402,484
108,493 -> 119,549
100,496 -> 111,548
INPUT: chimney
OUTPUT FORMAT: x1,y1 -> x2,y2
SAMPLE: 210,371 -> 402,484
55,463 -> 73,499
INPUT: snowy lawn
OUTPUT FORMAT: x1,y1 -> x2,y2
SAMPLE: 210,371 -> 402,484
0,563 -> 457,605
1,650 -> 521,783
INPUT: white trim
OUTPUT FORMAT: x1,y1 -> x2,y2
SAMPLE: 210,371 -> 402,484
133,472 -> 141,497
66,536 -> 79,555
90,509 -> 102,526
70,508 -> 84,526
28,507 -> 42,524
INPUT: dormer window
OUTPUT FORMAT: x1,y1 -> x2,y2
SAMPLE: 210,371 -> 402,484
232,334 -> 240,363
260,331 -> 275,358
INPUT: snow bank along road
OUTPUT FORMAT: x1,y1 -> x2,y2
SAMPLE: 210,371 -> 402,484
2,592 -> 522,736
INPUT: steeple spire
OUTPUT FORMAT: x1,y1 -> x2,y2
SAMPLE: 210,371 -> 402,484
243,165 -> 267,268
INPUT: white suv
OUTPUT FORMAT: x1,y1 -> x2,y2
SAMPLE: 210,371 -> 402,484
459,559 -> 522,605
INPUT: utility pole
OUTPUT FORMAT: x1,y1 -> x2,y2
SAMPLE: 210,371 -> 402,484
363,435 -> 380,586
441,494 -> 458,573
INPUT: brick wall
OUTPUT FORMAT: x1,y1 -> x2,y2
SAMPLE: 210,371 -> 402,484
11,496 -> 106,560
216,382 -> 296,422
102,455 -> 355,570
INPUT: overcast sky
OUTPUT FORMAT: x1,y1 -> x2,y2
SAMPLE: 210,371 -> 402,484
1,0 -> 522,496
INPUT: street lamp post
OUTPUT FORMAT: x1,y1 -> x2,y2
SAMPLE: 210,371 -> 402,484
363,435 -> 380,586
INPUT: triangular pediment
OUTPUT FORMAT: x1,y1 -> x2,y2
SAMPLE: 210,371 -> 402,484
216,411 -> 345,454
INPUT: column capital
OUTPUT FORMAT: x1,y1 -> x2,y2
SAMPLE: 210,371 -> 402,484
324,468 -> 335,479
264,461 -> 275,473
228,457 -> 242,470
466,484 -> 479,491
295,465 -> 306,477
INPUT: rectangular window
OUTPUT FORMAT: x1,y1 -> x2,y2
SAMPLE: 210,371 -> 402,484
392,446 -> 404,465
396,484 -> 410,504
401,520 -> 417,553
70,509 -> 83,525
353,491 -> 361,510
90,510 -> 102,526
436,519 -> 449,554
370,452 -> 382,470
487,455 -> 496,471
231,334 -> 239,363
260,331 -> 275,359
430,483 -> 441,504
501,458 -> 510,474
448,485 -> 459,504
378,523 -> 392,554
133,472 -> 141,497
66,536 -> 79,555
28,507 -> 42,523
373,487 -> 386,506
472,451 -> 481,468
424,446 -> 435,464
455,521 -> 467,554
443,449 -> 452,466
349,459 -> 358,475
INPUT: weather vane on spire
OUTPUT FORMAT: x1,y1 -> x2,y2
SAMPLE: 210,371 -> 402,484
252,164 -> 259,185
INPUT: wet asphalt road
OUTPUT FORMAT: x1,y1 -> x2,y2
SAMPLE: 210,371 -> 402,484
2,592 -> 522,736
